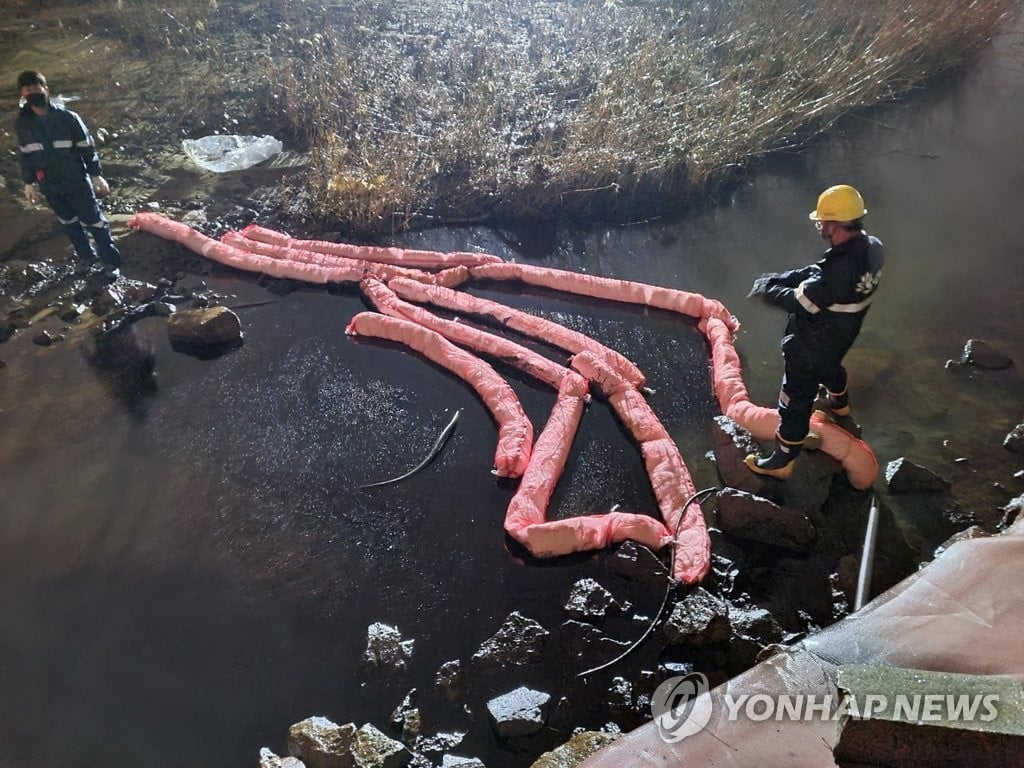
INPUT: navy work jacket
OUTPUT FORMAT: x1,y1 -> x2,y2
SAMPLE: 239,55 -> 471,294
16,101 -> 102,193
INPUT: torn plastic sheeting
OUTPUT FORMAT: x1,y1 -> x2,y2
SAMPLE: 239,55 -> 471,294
387,277 -> 647,388
241,224 -> 503,269
345,312 -> 533,479
181,134 -> 283,172
579,518 -> 1024,768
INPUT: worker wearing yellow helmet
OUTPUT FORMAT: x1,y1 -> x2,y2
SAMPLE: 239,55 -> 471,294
745,184 -> 884,479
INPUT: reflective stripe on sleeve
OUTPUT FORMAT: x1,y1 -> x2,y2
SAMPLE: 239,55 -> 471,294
827,297 -> 873,313
53,140 -> 74,149
20,143 -> 44,153
75,139 -> 92,148
795,281 -> 821,314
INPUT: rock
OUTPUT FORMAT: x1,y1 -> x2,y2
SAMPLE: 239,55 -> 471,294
413,732 -> 466,760
486,687 -> 552,739
363,623 -> 415,673
710,416 -> 764,493
562,578 -> 627,622
32,330 -> 55,346
1004,423 -> 1024,453
287,717 -> 357,768
961,339 -> 1013,370
1000,494 -> 1024,529
663,588 -> 731,646
390,690 -> 420,743
606,676 -> 636,720
884,458 -> 951,494
435,659 -> 461,699
91,285 -> 125,315
715,488 -> 815,551
260,747 -> 307,768
472,612 -> 549,669
153,301 -> 176,316
440,756 -> 485,768
728,604 -> 783,644
933,526 -> 987,559
609,540 -> 669,589
352,723 -> 410,768
529,730 -> 619,768
57,302 -> 85,322
133,282 -> 159,303
167,306 -> 243,354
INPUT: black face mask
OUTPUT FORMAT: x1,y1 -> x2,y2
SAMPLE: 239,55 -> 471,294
26,92 -> 48,109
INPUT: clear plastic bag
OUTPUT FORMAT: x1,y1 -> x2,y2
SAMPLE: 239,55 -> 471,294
181,134 -> 283,173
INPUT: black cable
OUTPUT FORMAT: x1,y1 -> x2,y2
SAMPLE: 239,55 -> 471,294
576,486 -> 720,677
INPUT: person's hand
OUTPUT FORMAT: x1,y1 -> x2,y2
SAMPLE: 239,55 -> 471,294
24,183 -> 39,205
747,275 -> 773,298
92,175 -> 111,198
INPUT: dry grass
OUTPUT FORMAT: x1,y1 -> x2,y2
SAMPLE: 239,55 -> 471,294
40,0 -> 1023,233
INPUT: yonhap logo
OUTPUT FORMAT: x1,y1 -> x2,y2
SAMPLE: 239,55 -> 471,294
651,672 -> 713,742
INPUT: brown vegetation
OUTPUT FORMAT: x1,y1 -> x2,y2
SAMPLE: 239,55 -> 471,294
7,0 -> 1021,234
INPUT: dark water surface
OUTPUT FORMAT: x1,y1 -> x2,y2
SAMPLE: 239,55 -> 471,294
3,17 -> 1024,768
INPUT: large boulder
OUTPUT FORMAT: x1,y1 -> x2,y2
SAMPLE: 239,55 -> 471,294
715,488 -> 815,551
166,305 -> 242,355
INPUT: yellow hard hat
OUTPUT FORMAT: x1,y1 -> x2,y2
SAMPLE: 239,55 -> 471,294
808,184 -> 867,222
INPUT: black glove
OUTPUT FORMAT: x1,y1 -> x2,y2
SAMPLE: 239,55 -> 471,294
747,275 -> 773,298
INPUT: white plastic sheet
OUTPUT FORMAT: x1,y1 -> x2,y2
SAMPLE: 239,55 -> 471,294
181,134 -> 283,173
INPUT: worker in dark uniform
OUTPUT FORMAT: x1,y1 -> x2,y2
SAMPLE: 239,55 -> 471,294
15,70 -> 121,278
745,184 -> 884,479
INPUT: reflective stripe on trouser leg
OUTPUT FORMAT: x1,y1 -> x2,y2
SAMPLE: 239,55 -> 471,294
86,219 -> 121,267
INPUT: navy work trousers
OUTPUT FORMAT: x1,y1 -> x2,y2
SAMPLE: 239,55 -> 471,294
44,180 -> 120,267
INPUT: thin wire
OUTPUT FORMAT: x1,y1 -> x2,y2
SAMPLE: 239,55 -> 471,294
576,486 -> 720,678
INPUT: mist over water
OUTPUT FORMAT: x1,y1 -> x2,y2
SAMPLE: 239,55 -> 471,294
1,16 -> 1022,768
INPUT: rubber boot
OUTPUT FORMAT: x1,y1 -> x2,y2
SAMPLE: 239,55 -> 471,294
824,387 -> 850,417
744,433 -> 804,479
88,220 -> 121,268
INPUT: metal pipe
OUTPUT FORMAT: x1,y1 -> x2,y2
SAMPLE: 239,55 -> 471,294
854,493 -> 880,611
